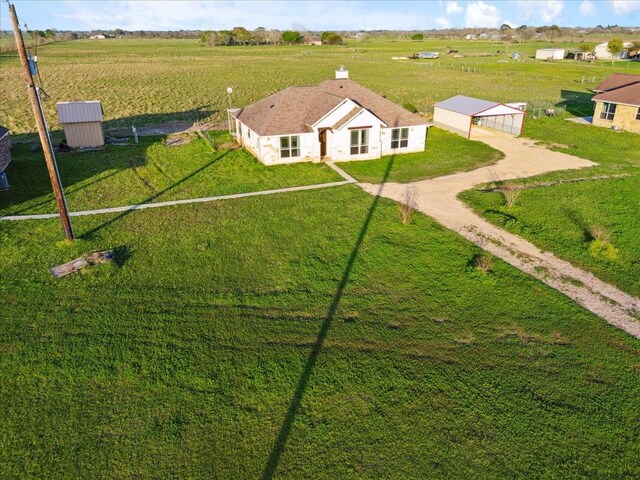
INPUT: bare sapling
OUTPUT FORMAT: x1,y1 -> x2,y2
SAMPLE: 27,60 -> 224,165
500,182 -> 520,208
399,187 -> 418,224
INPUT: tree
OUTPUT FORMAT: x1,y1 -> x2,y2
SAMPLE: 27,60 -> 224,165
324,33 -> 343,45
199,30 -> 211,44
411,33 -> 424,40
579,42 -> 593,52
321,31 -> 334,43
548,25 -> 562,41
252,27 -> 267,45
44,29 -> 56,39
232,26 -> 252,45
607,38 -> 624,64
500,24 -> 512,31
281,30 -> 302,45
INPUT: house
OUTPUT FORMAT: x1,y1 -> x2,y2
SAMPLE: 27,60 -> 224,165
535,48 -> 565,60
304,36 -> 322,46
230,68 -> 430,165
56,101 -> 105,148
0,126 -> 11,191
465,34 -> 477,40
433,95 -> 525,138
594,42 -> 632,60
591,74 -> 640,133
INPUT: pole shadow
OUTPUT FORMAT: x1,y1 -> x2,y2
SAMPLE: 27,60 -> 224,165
261,155 -> 396,480
80,150 -> 230,239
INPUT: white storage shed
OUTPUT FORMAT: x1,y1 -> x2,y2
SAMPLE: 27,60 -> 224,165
535,48 -> 565,60
433,95 -> 525,138
57,101 -> 105,148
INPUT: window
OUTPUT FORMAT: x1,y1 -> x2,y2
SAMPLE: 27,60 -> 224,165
280,136 -> 300,158
391,128 -> 409,149
600,102 -> 616,121
636,107 -> 640,121
350,129 -> 369,155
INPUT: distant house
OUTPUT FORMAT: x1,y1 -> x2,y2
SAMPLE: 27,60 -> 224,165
592,74 -> 640,133
304,36 -> 322,46
433,95 -> 525,138
230,67 -> 430,165
57,101 -> 105,148
465,34 -> 476,40
89,34 -> 106,39
0,126 -> 11,190
594,42 -> 632,60
535,48 -> 565,60
478,33 -> 489,39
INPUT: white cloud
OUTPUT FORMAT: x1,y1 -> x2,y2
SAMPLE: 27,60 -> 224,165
611,0 -> 640,14
512,1 -> 564,24
579,1 -> 596,16
466,1 -> 501,27
541,0 -> 564,22
446,1 -> 464,14
436,17 -> 453,28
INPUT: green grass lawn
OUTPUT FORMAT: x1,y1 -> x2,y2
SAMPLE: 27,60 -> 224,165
0,131 -> 342,216
336,127 -> 504,183
1,186 -> 639,478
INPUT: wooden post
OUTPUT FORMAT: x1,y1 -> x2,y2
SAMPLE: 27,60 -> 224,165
9,2 -> 74,240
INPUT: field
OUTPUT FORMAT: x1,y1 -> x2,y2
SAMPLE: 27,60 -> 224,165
2,37 -> 640,136
1,37 -> 640,478
2,187 -> 640,478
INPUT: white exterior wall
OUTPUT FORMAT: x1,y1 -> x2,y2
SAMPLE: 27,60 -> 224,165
258,133 -> 319,165
595,43 -> 630,60
535,49 -> 564,60
380,125 -> 427,156
313,100 -> 359,130
433,107 -> 471,138
326,109 -> 384,161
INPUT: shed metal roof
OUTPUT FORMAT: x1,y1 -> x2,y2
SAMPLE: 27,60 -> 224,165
57,101 -> 103,124
434,95 -> 524,117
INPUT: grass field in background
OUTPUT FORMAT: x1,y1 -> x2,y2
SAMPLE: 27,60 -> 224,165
1,186 -> 639,478
337,127 -> 504,183
1,37 -> 639,135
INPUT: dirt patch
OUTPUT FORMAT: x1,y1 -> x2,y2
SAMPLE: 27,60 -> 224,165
165,132 -> 197,147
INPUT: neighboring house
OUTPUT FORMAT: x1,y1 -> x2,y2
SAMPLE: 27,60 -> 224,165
592,73 -> 640,133
304,36 -> 322,46
433,95 -> 525,138
535,48 -> 565,60
57,101 -> 105,148
594,42 -> 632,60
230,68 -> 429,165
0,126 -> 11,190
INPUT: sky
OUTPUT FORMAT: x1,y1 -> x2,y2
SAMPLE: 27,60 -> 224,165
2,0 -> 640,32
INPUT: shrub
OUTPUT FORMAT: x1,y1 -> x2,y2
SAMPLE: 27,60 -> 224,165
403,102 -> 418,113
411,33 -> 424,41
500,183 -> 520,208
474,252 -> 495,273
588,240 -> 619,261
324,33 -> 343,45
399,187 -> 418,224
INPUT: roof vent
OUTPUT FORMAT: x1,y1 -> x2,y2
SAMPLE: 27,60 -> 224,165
335,65 -> 349,80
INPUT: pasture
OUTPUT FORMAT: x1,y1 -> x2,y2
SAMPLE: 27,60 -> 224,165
1,37 -> 639,135
1,37 -> 640,478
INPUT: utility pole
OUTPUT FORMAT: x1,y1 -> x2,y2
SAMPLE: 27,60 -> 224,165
9,2 -> 74,240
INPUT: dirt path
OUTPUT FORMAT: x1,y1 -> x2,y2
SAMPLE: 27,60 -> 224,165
358,127 -> 640,338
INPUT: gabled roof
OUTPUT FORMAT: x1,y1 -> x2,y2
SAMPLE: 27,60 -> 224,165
592,74 -> 640,106
57,101 -> 103,124
434,95 -> 524,116
233,79 -> 426,136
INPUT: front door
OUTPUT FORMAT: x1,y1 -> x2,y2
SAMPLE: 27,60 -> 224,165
319,129 -> 327,157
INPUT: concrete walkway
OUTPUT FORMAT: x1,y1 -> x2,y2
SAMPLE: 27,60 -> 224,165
0,180 -> 355,221
359,127 -> 640,338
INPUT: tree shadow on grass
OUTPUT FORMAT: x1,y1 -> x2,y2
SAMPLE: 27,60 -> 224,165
261,155 -> 396,480
80,150 -> 230,240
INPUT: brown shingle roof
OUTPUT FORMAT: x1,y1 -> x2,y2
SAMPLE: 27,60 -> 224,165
234,79 -> 426,136
332,106 -> 364,130
592,74 -> 640,106
593,74 -> 640,93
